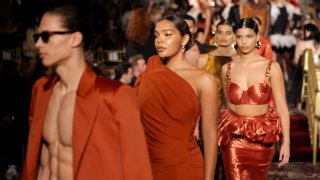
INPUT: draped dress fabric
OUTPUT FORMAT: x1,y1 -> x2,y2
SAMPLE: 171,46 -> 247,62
218,61 -> 282,180
135,55 -> 204,180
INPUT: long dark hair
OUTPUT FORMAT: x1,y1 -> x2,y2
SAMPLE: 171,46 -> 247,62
303,23 -> 320,48
45,5 -> 93,50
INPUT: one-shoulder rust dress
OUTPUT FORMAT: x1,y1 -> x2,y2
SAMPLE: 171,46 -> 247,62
135,55 -> 204,180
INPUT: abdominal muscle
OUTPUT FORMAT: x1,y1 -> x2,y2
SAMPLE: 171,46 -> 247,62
228,103 -> 270,116
46,141 -> 73,180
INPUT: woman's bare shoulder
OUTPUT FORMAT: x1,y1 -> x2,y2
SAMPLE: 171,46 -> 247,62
270,60 -> 281,69
269,61 -> 282,75
196,69 -> 216,86
297,39 -> 314,48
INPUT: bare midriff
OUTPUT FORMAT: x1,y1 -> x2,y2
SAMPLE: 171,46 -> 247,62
228,103 -> 270,116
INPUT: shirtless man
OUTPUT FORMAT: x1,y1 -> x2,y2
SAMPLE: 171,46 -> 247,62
22,5 -> 152,180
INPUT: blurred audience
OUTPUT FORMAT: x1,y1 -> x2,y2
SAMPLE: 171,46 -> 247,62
287,23 -> 320,112
124,7 -> 157,62
128,54 -> 146,86
115,61 -> 133,84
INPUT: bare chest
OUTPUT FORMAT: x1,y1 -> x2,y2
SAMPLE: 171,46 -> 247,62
43,89 -> 77,147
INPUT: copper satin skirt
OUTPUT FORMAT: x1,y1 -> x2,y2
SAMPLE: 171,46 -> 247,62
218,108 -> 282,180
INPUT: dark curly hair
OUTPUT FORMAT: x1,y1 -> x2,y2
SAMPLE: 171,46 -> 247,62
303,23 -> 320,48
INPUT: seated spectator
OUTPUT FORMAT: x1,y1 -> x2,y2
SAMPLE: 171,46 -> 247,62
287,23 -> 320,113
293,23 -> 320,66
115,61 -> 133,84
128,54 -> 146,86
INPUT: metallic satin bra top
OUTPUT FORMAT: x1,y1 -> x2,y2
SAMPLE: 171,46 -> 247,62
226,61 -> 272,105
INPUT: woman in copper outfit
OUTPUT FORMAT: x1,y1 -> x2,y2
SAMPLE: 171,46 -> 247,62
219,18 -> 290,180
135,15 -> 219,180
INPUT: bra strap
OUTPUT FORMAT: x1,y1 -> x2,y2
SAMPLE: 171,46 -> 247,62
264,60 -> 273,85
226,62 -> 231,86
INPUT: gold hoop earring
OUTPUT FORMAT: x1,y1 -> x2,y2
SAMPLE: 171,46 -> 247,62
231,42 -> 236,48
213,41 -> 219,48
234,43 -> 238,50
255,40 -> 261,49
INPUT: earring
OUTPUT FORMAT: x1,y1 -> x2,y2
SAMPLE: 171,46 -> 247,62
213,41 -> 219,48
255,40 -> 261,49
234,43 -> 238,50
181,45 -> 185,52
231,42 -> 236,48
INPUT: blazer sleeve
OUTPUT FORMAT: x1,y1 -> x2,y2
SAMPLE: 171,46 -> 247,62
21,84 -> 37,180
22,77 -> 46,180
112,85 -> 153,180
28,81 -> 38,126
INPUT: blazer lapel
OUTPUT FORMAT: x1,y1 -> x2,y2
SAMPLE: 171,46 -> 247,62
73,65 -> 99,176
25,75 -> 58,179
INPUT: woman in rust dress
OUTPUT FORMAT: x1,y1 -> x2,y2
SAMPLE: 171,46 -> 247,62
135,15 -> 219,180
219,18 -> 290,179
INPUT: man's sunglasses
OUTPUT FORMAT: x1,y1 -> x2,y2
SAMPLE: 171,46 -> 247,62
33,31 -> 75,43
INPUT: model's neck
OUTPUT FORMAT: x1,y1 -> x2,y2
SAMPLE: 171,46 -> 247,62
238,51 -> 258,62
217,45 -> 235,56
55,54 -> 86,92
166,52 -> 186,69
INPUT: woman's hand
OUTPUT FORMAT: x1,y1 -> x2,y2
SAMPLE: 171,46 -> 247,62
278,142 -> 290,167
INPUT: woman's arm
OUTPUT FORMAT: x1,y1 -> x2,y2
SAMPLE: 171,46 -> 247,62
199,72 -> 219,180
270,62 -> 290,167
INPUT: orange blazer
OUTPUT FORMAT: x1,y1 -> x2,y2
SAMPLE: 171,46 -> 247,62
22,65 -> 152,180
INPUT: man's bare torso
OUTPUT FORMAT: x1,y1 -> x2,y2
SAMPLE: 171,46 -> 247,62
39,82 -> 76,180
